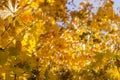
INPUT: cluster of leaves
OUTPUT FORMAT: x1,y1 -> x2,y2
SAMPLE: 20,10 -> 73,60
0,0 -> 120,80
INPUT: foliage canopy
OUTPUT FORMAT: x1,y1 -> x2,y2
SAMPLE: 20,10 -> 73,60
0,0 -> 120,80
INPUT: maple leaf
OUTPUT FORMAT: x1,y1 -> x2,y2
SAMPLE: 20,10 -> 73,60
0,0 -> 19,19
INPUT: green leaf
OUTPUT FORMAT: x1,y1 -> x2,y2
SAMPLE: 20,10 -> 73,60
0,50 -> 8,65
9,47 -> 19,56
24,62 -> 31,72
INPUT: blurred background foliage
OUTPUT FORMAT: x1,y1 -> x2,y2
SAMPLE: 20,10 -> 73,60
0,0 -> 120,80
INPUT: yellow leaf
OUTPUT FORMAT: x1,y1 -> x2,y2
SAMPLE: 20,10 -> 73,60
19,0 -> 28,7
30,2 -> 38,8
48,0 -> 55,3
107,66 -> 120,79
78,46 -> 82,51
72,53 -> 75,59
